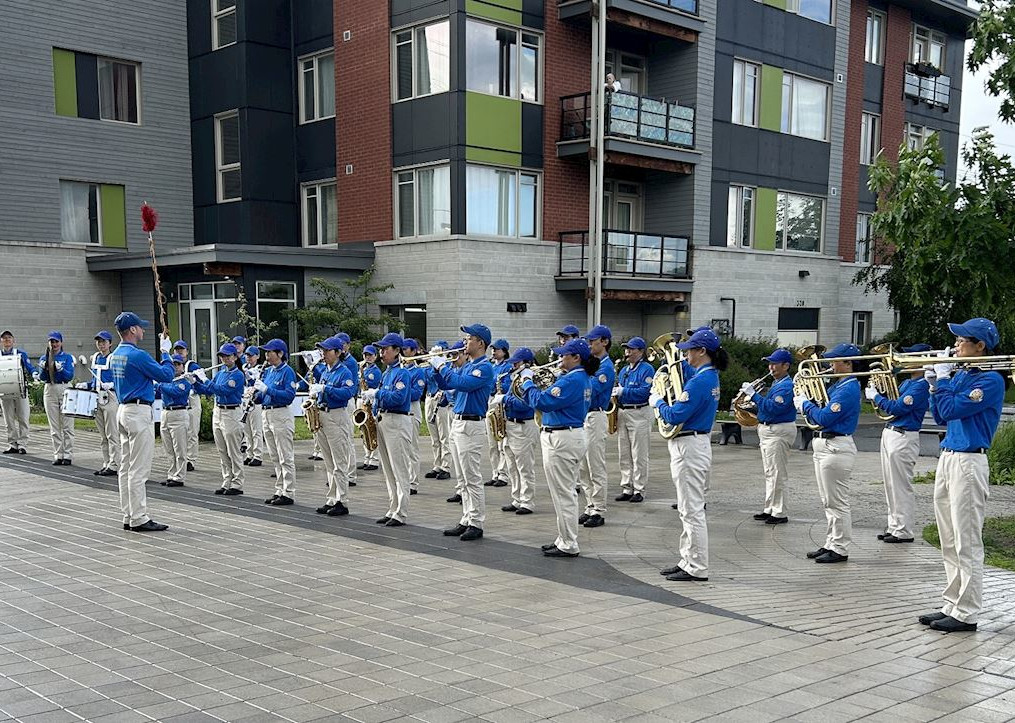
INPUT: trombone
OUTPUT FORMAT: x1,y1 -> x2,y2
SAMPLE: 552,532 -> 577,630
401,347 -> 465,367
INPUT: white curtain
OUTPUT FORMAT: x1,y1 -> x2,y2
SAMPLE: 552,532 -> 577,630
466,166 -> 515,236
417,166 -> 450,235
60,181 -> 91,243
318,54 -> 335,118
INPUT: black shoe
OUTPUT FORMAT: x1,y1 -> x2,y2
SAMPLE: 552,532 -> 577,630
270,495 -> 294,506
575,486 -> 582,495
541,542 -> 558,551
615,492 -> 632,502
223,488 -> 243,496
249,459 -> 261,467
578,513 -> 590,525
308,455 -> 318,460
630,493 -> 644,503
52,460 -> 61,466
123,523 -> 129,530
436,470 -> 450,480
805,548 -> 829,559
919,611 -> 948,626
165,480 -> 184,488
240,444 -> 247,453
349,480 -> 357,487
187,462 -> 195,472
492,479 -> 507,487
364,464 -> 379,471
765,516 -> 788,525
814,551 -> 848,564
264,495 -> 279,504
385,519 -> 405,527
270,473 -> 277,479
94,468 -> 105,476
515,507 -> 533,515
425,469 -> 438,479
660,565 -> 683,576
98,468 -> 118,477
243,458 -> 252,466
484,479 -> 497,486
502,504 -> 518,512
666,570 -> 707,582
444,524 -> 468,536
130,520 -> 169,532
214,488 -> 226,495
159,480 -> 168,486
543,546 -> 579,558
446,494 -> 462,503
17,447 -> 26,454
357,463 -> 368,470
671,503 -> 680,510
376,517 -> 391,525
883,534 -> 915,543
753,512 -> 771,521
460,526 -> 483,541
327,502 -> 349,516
316,504 -> 334,514
2,447 -> 17,454
410,488 -> 418,495
930,616 -> 977,633
583,514 -> 604,528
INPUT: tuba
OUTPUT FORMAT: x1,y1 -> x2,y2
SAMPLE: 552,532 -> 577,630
731,372 -> 773,427
648,333 -> 685,438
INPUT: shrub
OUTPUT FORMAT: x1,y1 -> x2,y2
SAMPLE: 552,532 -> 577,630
989,422 -> 1015,485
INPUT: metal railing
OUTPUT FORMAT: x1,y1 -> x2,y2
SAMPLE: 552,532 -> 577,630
904,64 -> 951,108
560,90 -> 695,149
559,0 -> 698,13
558,230 -> 692,279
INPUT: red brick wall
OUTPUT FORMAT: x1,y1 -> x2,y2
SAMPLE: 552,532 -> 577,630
838,0 -> 868,263
881,5 -> 911,165
542,15 -> 592,241
335,1 -> 392,244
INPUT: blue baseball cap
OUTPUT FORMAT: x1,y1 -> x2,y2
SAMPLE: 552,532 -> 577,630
557,325 -> 581,337
900,343 -> 932,353
449,340 -> 465,351
363,344 -> 378,355
94,330 -> 113,342
170,354 -> 186,364
435,339 -> 449,349
245,346 -> 259,357
316,337 -> 343,351
491,338 -> 510,352
336,332 -> 351,345
261,338 -> 289,356
231,336 -> 246,344
677,329 -> 721,352
172,339 -> 188,350
622,337 -> 647,350
217,343 -> 239,356
822,343 -> 862,359
507,347 -> 536,364
461,324 -> 492,345
114,312 -> 148,332
763,348 -> 793,364
402,338 -> 420,352
948,318 -> 999,351
376,332 -> 405,348
685,325 -> 711,337
585,325 -> 612,341
46,330 -> 63,342
553,338 -> 592,360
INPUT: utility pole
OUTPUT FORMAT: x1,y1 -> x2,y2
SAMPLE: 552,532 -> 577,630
586,0 -> 607,329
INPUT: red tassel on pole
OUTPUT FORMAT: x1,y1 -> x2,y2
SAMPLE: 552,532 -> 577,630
141,202 -> 169,336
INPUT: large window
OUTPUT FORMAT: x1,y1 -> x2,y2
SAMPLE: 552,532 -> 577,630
860,112 -> 881,165
865,10 -> 885,65
466,165 -> 539,238
783,0 -> 832,24
302,180 -> 336,246
393,21 -> 450,101
299,51 -> 335,123
98,58 -> 139,124
395,164 -> 451,238
215,111 -> 241,202
732,59 -> 759,127
905,122 -> 936,151
852,311 -> 872,346
60,181 -> 101,244
781,72 -> 829,141
382,305 -> 427,346
776,192 -> 824,253
465,19 -> 541,103
212,0 -> 237,50
256,281 -> 297,348
727,185 -> 755,248
856,212 -> 872,264
912,25 -> 946,70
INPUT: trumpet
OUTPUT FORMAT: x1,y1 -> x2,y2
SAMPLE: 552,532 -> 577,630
731,372 -> 773,427
401,347 -> 465,366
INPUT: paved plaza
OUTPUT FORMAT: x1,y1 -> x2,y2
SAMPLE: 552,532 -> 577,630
0,422 -> 1014,722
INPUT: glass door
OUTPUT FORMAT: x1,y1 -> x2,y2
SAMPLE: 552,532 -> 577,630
190,302 -> 216,367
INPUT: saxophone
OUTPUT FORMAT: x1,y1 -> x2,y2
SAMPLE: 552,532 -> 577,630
303,397 -> 323,433
487,372 -> 508,443
353,362 -> 378,451
606,397 -> 619,435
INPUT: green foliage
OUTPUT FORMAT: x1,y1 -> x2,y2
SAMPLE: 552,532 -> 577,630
969,0 -> 1015,124
29,385 -> 44,412
988,422 -> 1015,485
199,397 -> 214,441
911,470 -> 936,485
924,517 -> 1015,573
218,286 -> 278,346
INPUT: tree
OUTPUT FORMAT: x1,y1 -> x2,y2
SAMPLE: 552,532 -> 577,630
969,0 -> 1015,123
854,131 -> 1015,348
218,286 -> 278,345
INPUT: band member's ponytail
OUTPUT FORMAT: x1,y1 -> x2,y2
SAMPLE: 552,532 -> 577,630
581,356 -> 601,377
706,347 -> 730,372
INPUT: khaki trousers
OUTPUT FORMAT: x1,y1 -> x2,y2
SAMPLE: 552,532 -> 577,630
117,403 -> 155,526
212,406 -> 244,490
579,411 -> 609,515
540,427 -> 586,554
427,396 -> 452,471
1,394 -> 30,449
503,418 -> 539,511
935,450 -> 990,623
264,407 -> 295,498
812,435 -> 857,556
187,393 -> 202,465
317,406 -> 352,505
244,402 -> 264,461
94,394 -> 120,471
44,383 -> 74,461
376,412 -> 414,522
669,434 -> 712,577
758,422 -> 796,517
161,408 -> 190,483
880,428 -> 920,538
618,405 -> 653,494
453,418 -> 487,529
487,415 -> 508,481
408,400 -> 422,490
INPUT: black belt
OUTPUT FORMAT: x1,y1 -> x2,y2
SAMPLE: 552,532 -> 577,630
381,409 -> 408,415
759,421 -> 794,426
542,425 -> 582,432
588,407 -> 605,412
217,404 -> 240,410
456,414 -> 482,421
619,404 -> 647,409
165,405 -> 189,411
674,430 -> 709,437
123,399 -> 152,406
814,431 -> 845,439
263,404 -> 289,409
886,425 -> 917,434
943,447 -> 987,455
507,417 -> 531,424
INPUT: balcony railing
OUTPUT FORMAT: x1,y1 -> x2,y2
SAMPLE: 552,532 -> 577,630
558,230 -> 692,279
904,64 -> 951,108
558,0 -> 699,15
560,91 -> 695,149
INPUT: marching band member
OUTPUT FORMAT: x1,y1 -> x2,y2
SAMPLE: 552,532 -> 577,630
495,347 -> 538,515
424,340 -> 453,481
401,338 -> 426,494
158,355 -> 193,487
486,338 -> 512,487
795,344 -> 862,564
653,329 -> 727,581
358,344 -> 381,471
231,336 -> 247,356
311,336 -> 357,517
432,324 -> 495,541
256,339 -> 298,506
109,312 -> 174,531
0,330 -> 34,455
521,338 -> 597,557
556,325 -> 581,345
37,331 -> 75,465
443,341 -> 466,503
334,332 -> 360,489
192,343 -> 245,496
361,333 -> 413,526
743,348 -> 796,525
920,318 -> 1004,633
84,331 -> 120,476
306,351 -> 327,461
242,346 -> 264,467
172,340 -> 202,472
579,325 -> 615,528
614,337 -> 654,502
867,344 -> 931,543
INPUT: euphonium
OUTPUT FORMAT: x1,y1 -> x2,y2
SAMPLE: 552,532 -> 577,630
606,397 -> 619,435
509,361 -> 560,397
649,332 -> 685,438
731,372 -> 773,427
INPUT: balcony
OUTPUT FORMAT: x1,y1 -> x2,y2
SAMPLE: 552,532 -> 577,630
558,0 -> 704,40
904,63 -> 951,109
556,230 -> 693,299
558,91 -> 699,173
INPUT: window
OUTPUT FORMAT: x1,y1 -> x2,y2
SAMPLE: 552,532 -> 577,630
860,112 -> 881,165
781,72 -> 829,141
605,51 -> 645,95
215,111 -> 241,202
732,59 -> 760,127
912,25 -> 946,70
382,305 -> 427,344
395,164 -> 451,238
302,180 -> 336,246
856,212 -> 872,264
727,185 -> 755,248
60,181 -> 100,244
256,281 -> 297,349
777,307 -> 820,348
299,51 -> 335,123
465,19 -> 541,103
781,0 -> 832,24
776,192 -> 824,252
905,122 -> 935,151
865,10 -> 885,65
852,311 -> 872,346
98,59 -> 139,124
466,165 -> 540,238
393,21 -> 450,101
212,0 -> 237,50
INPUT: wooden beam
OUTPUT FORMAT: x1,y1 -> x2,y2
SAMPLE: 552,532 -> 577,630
588,289 -> 688,302
606,8 -> 697,42
602,150 -> 693,175
203,262 -> 242,277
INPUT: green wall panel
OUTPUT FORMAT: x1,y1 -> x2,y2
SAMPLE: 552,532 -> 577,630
100,184 -> 127,248
759,65 -> 783,133
466,92 -> 521,167
166,302 -> 181,343
465,147 -> 522,166
52,48 -> 78,117
753,187 -> 777,251
465,0 -> 523,25
762,0 -> 787,8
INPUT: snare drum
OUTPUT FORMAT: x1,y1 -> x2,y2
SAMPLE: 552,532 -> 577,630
0,355 -> 27,398
61,389 -> 98,419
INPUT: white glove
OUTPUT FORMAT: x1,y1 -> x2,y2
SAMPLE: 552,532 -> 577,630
309,383 -> 325,398
253,380 -> 268,394
648,392 -> 663,407
184,373 -> 198,384
361,389 -> 378,404
75,382 -> 89,390
519,368 -> 534,381
429,355 -> 448,370
491,394 -> 504,407
32,371 -> 40,382
55,361 -> 64,372
864,385 -> 878,402
794,395 -> 807,413
611,385 -> 622,398
101,381 -> 114,391
159,335 -> 172,354
933,362 -> 954,380
739,382 -> 755,397
196,369 -> 208,382
430,345 -> 444,355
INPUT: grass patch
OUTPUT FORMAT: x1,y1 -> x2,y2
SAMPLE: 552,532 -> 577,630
30,412 -> 97,433
912,470 -> 936,485
923,517 -> 1015,572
